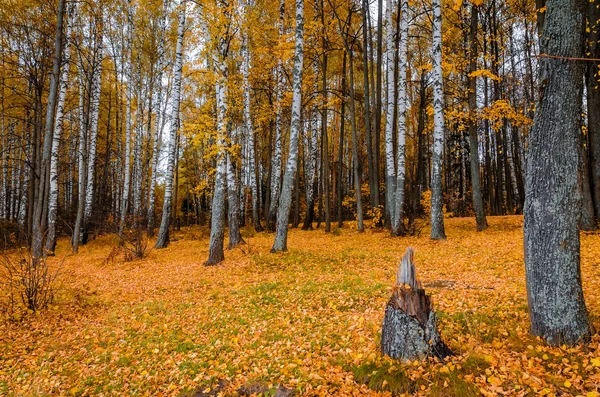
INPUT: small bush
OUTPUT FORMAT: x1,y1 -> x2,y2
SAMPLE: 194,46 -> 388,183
0,249 -> 59,317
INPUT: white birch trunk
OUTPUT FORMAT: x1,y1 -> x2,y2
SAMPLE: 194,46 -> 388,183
430,0 -> 446,239
155,0 -> 185,248
272,0 -> 304,252
72,69 -> 87,252
148,0 -> 169,236
384,0 -> 396,223
83,25 -> 103,240
206,29 -> 229,264
392,0 -> 407,236
268,0 -> 286,228
46,3 -> 76,252
241,17 -> 262,232
119,0 -> 134,236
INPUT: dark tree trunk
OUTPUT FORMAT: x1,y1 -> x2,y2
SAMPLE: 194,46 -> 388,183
468,4 -> 488,231
587,0 -> 600,222
524,0 -> 592,346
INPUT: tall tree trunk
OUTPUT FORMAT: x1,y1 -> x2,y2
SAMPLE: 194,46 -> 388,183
72,71 -> 89,253
391,0 -> 407,237
524,0 -> 592,346
587,0 -> 600,222
32,0 -> 65,259
268,0 -> 286,231
321,0 -> 331,232
241,6 -> 263,232
467,4 -> 488,231
83,24 -> 104,243
384,0 -> 396,225
430,0 -> 446,240
47,2 -> 75,253
338,52 -> 346,228
147,0 -> 169,237
348,50 -> 364,233
155,0 -> 186,249
302,115 -> 318,230
361,0 -> 377,210
206,0 -> 232,264
272,0 -> 305,252
119,1 -> 134,237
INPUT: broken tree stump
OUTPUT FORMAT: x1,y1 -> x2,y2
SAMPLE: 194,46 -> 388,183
380,247 -> 452,360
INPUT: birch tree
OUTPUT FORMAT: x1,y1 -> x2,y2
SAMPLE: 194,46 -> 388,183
206,0 -> 232,265
271,0 -> 305,252
430,0 -> 446,240
383,0 -> 396,224
241,2 -> 263,232
31,0 -> 65,259
119,0 -> 135,237
83,20 -> 104,242
391,0 -> 407,237
267,0 -> 286,230
46,2 -> 76,254
155,0 -> 186,249
148,0 -> 170,236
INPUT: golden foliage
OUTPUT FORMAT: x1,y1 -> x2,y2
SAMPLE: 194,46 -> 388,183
2,217 -> 599,396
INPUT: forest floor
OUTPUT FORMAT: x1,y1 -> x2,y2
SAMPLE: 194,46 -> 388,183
1,216 -> 600,396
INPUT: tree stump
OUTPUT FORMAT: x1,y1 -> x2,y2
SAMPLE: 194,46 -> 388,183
381,247 -> 452,360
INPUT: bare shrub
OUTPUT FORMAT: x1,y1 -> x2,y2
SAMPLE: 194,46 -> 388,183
0,249 -> 60,317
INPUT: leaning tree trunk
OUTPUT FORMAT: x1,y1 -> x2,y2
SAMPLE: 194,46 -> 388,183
381,247 -> 452,360
430,0 -> 446,240
155,0 -> 186,249
524,0 -> 592,346
271,0 -> 305,252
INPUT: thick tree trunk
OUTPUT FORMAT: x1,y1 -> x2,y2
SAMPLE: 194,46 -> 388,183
430,0 -> 446,240
587,0 -> 600,222
467,5 -> 488,231
272,0 -> 305,252
524,0 -> 592,346
155,0 -> 186,249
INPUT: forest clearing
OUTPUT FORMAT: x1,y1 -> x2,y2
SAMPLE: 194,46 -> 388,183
1,216 -> 600,396
2,0 -> 600,395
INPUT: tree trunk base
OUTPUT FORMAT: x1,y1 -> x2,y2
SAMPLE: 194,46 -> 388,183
381,287 -> 452,360
380,247 -> 452,361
